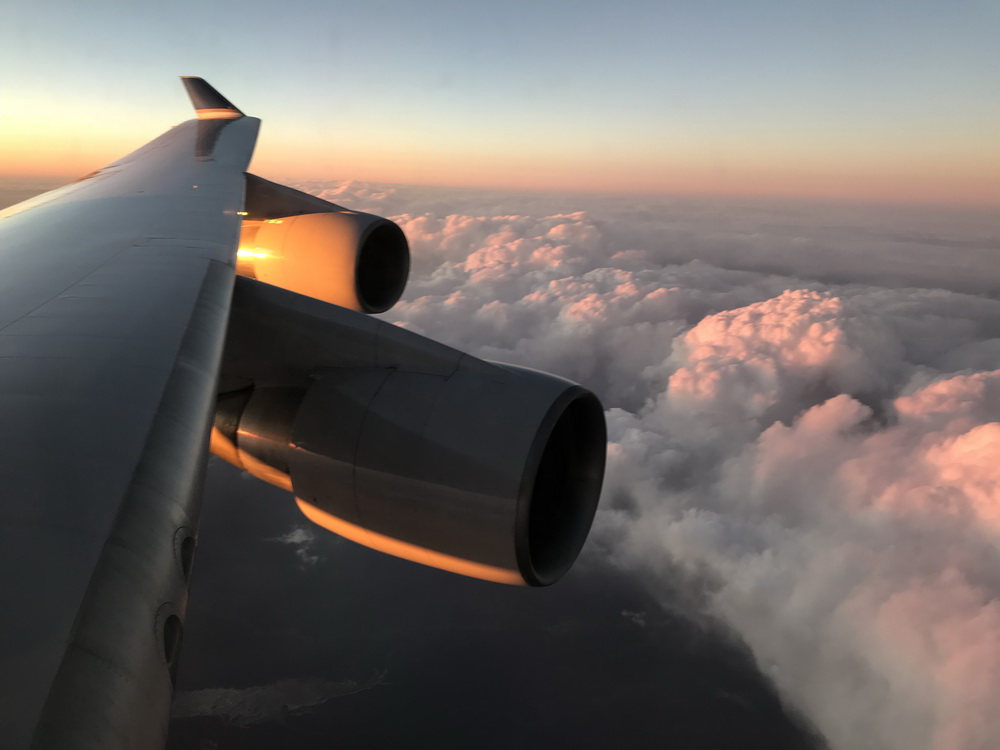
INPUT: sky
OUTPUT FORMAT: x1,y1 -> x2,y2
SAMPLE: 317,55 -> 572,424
1,0 -> 999,204
3,3 -> 1000,748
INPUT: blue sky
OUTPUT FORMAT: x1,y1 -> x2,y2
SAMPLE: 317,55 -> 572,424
2,0 -> 998,202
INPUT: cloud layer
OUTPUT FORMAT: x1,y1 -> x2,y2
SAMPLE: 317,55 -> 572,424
296,180 -> 1000,750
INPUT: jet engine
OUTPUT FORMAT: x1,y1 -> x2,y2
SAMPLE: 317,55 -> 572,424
213,276 -> 607,586
236,174 -> 409,313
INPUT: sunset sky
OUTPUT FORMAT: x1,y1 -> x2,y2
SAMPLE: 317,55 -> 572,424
2,0 -> 998,204
3,5 -> 999,749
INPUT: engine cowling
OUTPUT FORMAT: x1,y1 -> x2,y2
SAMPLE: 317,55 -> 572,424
236,174 -> 409,313
212,277 -> 608,586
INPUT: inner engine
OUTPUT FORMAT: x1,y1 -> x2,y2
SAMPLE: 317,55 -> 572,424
213,276 -> 607,586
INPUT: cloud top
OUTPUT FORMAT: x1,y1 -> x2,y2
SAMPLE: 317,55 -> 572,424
297,179 -> 1000,750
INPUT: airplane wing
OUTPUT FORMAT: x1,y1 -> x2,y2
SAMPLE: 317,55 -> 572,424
0,79 -> 258,749
0,78 -> 606,750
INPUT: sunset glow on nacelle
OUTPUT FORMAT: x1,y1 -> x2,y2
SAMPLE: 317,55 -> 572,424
233,175 -> 410,313
234,211 -> 408,313
235,248 -> 270,260
294,499 -> 527,586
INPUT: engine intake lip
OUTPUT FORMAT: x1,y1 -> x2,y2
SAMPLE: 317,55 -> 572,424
515,386 -> 607,586
356,222 -> 410,313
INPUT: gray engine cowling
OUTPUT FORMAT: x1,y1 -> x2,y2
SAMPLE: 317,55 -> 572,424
212,277 -> 607,586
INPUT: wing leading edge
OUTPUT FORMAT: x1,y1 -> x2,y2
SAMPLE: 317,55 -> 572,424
0,79 -> 256,749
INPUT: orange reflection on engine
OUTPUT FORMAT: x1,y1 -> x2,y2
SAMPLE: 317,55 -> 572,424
294,497 -> 526,586
210,426 -> 294,493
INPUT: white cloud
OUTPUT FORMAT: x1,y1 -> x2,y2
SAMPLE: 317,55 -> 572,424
297,179 -> 1000,750
267,525 -> 322,567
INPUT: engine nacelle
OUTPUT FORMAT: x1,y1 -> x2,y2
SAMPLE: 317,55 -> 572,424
237,174 -> 409,313
212,277 -> 608,586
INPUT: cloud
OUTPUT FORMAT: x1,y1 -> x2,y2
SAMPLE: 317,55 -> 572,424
620,610 -> 647,628
295,179 -> 1000,750
267,525 -> 323,567
171,674 -> 385,727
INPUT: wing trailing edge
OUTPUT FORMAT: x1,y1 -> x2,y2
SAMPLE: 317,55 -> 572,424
180,76 -> 244,119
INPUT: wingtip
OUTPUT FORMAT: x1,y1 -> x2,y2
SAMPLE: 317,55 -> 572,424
180,76 -> 244,120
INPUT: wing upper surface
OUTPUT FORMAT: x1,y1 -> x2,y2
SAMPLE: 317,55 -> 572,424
0,81 -> 258,749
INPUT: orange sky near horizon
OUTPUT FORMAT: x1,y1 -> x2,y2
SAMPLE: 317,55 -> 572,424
1,96 -> 997,208
3,129 -> 997,209
2,2 -> 999,209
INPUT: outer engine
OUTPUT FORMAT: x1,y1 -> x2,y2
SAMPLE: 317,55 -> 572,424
212,275 -> 607,586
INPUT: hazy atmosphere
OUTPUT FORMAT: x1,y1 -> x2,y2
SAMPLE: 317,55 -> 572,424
3,1 -> 999,748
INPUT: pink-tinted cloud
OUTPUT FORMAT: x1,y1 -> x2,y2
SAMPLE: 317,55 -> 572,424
297,178 -> 1000,750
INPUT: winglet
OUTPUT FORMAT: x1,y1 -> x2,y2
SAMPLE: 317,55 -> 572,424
180,76 -> 244,120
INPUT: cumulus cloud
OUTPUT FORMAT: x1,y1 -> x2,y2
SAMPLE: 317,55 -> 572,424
295,178 -> 1000,750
